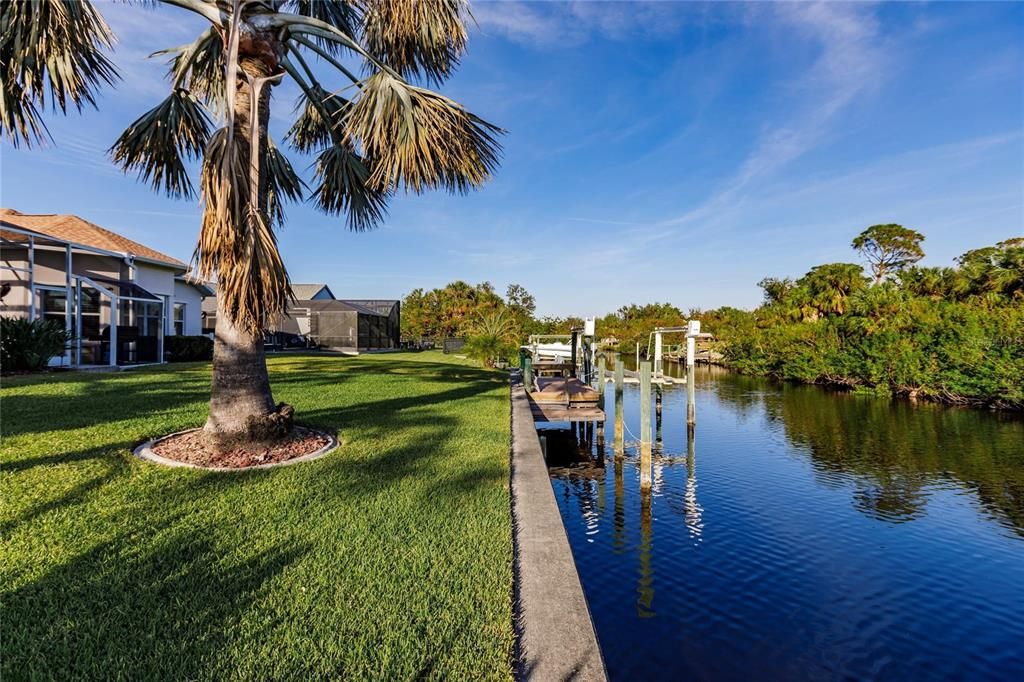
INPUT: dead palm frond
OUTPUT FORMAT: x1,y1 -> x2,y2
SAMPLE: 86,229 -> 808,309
110,89 -> 212,198
0,0 -> 118,146
196,127 -> 292,333
347,71 -> 502,194
359,0 -> 471,84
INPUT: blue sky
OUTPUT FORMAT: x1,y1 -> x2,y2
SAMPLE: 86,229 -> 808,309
2,1 -> 1022,316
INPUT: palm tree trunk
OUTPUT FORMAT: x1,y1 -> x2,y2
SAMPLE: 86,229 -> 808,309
203,47 -> 290,451
206,294 -> 278,445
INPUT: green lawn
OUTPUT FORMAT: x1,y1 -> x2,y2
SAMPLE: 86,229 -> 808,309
1,351 -> 513,680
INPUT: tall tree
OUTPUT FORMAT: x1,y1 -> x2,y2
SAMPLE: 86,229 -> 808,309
2,0 -> 501,449
758,276 -> 796,305
504,282 -> 535,339
852,224 -> 925,284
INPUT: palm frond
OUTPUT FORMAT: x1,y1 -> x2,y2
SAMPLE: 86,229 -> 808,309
359,0 -> 470,84
157,26 -> 226,114
110,89 -> 212,199
196,127 -> 291,333
266,136 -> 305,226
347,71 -> 502,193
285,0 -> 362,53
285,85 -> 351,153
0,0 -> 119,147
0,78 -> 49,148
311,144 -> 389,231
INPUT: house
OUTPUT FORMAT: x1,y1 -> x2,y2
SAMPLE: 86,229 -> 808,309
290,283 -> 335,300
339,299 -> 401,349
201,283 -> 334,332
202,287 -> 401,352
0,208 -> 212,367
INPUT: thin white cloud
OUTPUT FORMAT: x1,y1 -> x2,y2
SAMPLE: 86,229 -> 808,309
472,0 -> 695,47
658,2 -> 888,230
101,2 -> 207,103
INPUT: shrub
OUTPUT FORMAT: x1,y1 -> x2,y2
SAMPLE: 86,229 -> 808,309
0,317 -> 72,372
464,308 -> 518,368
164,335 -> 213,362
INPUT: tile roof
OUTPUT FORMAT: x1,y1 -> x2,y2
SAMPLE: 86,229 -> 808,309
0,208 -> 186,268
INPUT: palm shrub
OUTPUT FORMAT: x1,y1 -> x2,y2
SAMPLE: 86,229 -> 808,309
2,0 -> 502,449
0,318 -> 72,372
464,308 -> 517,368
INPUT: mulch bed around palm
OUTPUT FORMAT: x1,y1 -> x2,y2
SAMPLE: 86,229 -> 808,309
152,426 -> 331,468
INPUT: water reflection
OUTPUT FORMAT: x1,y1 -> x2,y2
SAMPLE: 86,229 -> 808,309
683,426 -> 703,542
637,487 -> 655,618
715,376 -> 1024,535
547,367 -> 1024,680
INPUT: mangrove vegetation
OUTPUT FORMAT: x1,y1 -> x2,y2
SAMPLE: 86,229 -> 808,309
403,227 -> 1023,409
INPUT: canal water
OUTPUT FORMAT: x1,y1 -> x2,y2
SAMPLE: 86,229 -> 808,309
542,364 -> 1024,680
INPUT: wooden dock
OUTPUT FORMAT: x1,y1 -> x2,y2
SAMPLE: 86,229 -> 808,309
529,400 -> 606,423
526,375 -> 605,423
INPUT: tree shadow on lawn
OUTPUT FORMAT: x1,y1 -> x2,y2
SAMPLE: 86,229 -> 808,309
1,358 -> 502,440
2,521 -> 307,680
1,377 -> 211,439
3,366 -> 511,678
266,357 -> 503,393
0,443 -> 132,537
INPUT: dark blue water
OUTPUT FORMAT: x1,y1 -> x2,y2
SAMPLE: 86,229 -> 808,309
544,366 -> 1024,681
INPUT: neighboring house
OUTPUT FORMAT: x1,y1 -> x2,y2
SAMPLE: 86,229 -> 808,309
339,299 -> 401,348
202,286 -> 401,352
290,283 -> 335,300
0,208 -> 212,367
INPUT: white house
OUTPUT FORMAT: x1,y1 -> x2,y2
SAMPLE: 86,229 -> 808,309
0,208 -> 212,367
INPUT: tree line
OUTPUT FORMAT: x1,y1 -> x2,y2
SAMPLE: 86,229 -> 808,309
403,225 -> 1023,408
713,226 -> 1023,408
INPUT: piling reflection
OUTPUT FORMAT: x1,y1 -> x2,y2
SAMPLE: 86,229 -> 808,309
683,425 -> 702,542
547,366 -> 1024,680
613,455 -> 625,553
637,487 -> 655,618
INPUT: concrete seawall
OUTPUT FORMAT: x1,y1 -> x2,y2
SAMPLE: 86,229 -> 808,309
510,372 -> 607,681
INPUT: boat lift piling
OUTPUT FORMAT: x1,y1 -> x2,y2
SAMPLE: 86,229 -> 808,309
687,365 -> 696,427
614,355 -> 625,455
639,361 -> 652,489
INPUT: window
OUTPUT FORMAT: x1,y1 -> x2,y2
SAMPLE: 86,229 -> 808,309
122,301 -> 162,337
173,302 -> 186,336
140,302 -> 161,337
40,289 -> 67,325
78,287 -> 101,339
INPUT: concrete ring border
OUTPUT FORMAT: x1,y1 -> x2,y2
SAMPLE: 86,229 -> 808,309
132,427 -> 340,472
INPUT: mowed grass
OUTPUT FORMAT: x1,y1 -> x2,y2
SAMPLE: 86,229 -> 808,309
1,351 -> 513,680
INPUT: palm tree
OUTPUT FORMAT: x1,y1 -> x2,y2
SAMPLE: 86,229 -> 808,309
797,263 -> 869,317
899,266 -> 955,300
464,307 -> 517,368
2,0 -> 501,449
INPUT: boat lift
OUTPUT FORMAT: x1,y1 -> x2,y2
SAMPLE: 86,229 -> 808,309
647,321 -> 704,378
521,319 -> 604,423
